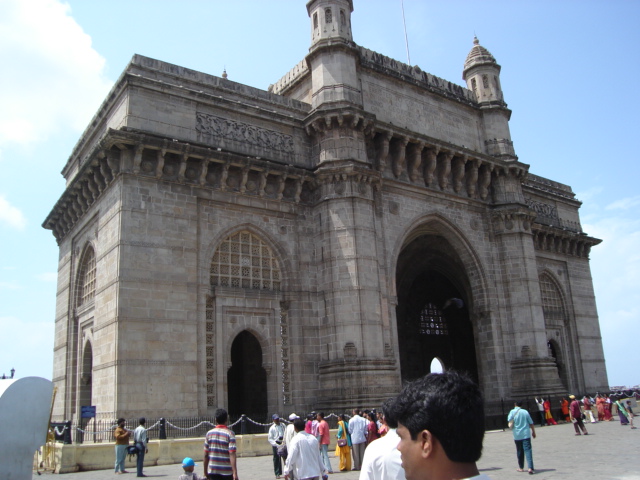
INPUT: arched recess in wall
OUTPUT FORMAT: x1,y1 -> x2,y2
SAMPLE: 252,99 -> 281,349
205,229 -> 284,417
68,244 -> 97,418
393,216 -> 488,386
76,245 -> 97,308
78,340 -> 93,411
539,271 -> 572,390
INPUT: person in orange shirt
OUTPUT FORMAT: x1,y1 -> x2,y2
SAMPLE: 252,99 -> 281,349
317,412 -> 334,474
114,418 -> 131,474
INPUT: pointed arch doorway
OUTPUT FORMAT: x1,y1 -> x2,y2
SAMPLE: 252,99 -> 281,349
227,330 -> 268,420
395,232 -> 479,384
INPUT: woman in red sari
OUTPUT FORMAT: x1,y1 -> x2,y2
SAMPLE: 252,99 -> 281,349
604,394 -> 614,421
365,411 -> 380,446
543,398 -> 558,425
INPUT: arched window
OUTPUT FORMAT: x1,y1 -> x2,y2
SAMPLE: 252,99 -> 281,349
77,247 -> 96,307
210,230 -> 281,291
539,273 -> 565,321
325,8 -> 332,24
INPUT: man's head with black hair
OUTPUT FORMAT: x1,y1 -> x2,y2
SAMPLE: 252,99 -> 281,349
293,418 -> 306,432
215,408 -> 228,425
382,397 -> 399,429
392,371 -> 484,480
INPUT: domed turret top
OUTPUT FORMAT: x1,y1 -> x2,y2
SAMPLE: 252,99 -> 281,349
463,36 -> 498,72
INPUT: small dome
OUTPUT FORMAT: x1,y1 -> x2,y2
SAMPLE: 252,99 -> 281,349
463,36 -> 498,72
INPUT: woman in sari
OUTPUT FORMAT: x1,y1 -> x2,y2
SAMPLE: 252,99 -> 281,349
336,413 -> 351,471
615,399 -> 635,428
365,412 -> 380,446
543,398 -> 557,425
560,397 -> 571,422
604,394 -> 614,421
595,394 -> 606,421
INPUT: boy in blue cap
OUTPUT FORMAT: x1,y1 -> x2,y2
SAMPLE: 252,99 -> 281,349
179,457 -> 203,480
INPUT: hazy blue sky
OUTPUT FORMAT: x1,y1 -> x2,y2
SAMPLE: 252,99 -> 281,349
1,0 -> 638,389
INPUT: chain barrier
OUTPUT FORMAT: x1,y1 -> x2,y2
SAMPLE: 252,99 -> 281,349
165,420 -> 216,431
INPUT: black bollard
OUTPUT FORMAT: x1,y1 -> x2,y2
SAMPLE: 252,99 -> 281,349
159,418 -> 167,440
241,414 -> 247,435
64,421 -> 72,444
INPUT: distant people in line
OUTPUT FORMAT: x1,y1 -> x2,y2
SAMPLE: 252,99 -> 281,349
336,413 -> 352,472
366,411 -> 381,446
560,397 -> 571,423
392,371 -> 491,480
284,418 -> 327,480
507,400 -> 536,475
359,398 -> 405,480
204,408 -> 238,480
349,408 -> 367,471
268,414 -> 286,479
133,417 -> 149,477
317,412 -> 333,474
114,417 -> 131,474
569,395 -> 588,436
582,396 -> 597,423
534,398 -> 546,427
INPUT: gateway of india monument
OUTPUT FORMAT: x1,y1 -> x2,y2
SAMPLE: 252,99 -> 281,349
44,0 -> 608,423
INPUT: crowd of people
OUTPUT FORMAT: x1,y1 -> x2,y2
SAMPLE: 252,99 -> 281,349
113,378 -> 638,480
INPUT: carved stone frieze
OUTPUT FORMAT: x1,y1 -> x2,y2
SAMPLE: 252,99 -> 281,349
532,225 -> 600,258
196,113 -> 294,154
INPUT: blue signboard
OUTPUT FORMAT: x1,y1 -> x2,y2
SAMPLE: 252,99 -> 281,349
81,405 -> 96,418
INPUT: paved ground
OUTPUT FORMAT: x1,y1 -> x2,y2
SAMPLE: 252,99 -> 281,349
33,420 -> 640,480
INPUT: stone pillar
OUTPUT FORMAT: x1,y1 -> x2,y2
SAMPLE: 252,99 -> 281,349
492,170 -> 564,397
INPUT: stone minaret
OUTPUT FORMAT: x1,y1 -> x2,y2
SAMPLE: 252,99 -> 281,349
463,37 -> 517,162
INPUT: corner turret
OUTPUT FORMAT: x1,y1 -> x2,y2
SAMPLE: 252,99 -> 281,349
307,0 -> 353,47
463,37 -> 517,161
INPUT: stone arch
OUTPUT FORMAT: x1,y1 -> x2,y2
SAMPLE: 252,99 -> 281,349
202,223 -> 294,292
539,270 -> 573,390
392,214 -> 491,386
389,213 -> 490,312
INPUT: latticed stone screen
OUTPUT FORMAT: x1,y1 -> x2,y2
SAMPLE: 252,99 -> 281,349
210,231 -> 281,291
419,302 -> 448,336
78,247 -> 96,307
205,295 -> 215,407
540,273 -> 565,321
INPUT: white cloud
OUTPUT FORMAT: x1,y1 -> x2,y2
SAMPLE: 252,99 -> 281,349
0,316 -> 54,379
0,195 -> 27,230
0,281 -> 22,290
575,186 -> 603,203
35,272 -> 57,282
0,0 -> 113,150
605,195 -> 640,211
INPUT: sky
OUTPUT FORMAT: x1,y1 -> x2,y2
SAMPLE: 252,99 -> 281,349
0,0 -> 638,389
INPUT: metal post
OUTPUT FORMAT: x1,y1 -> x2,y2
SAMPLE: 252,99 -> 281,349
241,414 -> 247,435
64,421 -> 72,444
159,418 -> 167,440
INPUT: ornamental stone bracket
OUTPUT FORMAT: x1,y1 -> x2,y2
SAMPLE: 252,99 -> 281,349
314,167 -> 382,202
491,205 -> 537,235
43,130 -> 320,244
531,224 -> 601,259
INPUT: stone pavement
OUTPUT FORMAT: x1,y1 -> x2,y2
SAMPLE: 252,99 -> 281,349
33,420 -> 640,480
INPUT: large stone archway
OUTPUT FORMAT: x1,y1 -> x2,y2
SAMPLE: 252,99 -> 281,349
395,231 -> 480,385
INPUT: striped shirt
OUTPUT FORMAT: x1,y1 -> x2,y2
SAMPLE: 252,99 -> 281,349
204,425 -> 236,475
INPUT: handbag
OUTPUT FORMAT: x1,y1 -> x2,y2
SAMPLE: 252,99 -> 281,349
337,438 -> 347,447
277,442 -> 287,457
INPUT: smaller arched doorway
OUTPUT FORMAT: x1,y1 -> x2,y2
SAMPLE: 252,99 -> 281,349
78,342 -> 93,410
227,331 -> 267,420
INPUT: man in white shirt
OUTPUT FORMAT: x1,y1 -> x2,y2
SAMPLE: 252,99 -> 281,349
268,414 -> 286,479
133,417 -> 149,478
284,418 -> 326,480
359,400 -> 405,480
348,409 -> 367,471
